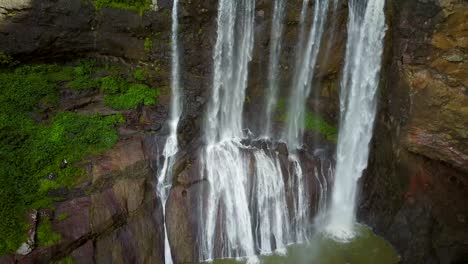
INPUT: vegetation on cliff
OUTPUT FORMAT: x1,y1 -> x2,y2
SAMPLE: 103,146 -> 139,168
93,0 -> 152,14
276,99 -> 338,142
100,75 -> 158,109
0,59 -> 158,254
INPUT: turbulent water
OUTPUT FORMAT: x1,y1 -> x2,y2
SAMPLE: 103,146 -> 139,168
262,0 -> 286,137
252,150 -> 289,255
326,0 -> 387,240
206,224 -> 398,264
157,0 -> 182,263
283,0 -> 331,149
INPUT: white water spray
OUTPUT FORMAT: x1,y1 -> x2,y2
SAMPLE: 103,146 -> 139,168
204,0 -> 255,144
288,154 -> 309,242
326,0 -> 386,240
263,0 -> 286,137
283,0 -> 330,148
200,0 -> 257,261
157,1 -> 182,263
253,150 -> 290,255
195,0 -> 343,261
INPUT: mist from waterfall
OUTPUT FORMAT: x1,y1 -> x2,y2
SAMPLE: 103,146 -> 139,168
326,0 -> 386,240
157,0 -> 182,263
283,0 -> 330,149
262,0 -> 286,137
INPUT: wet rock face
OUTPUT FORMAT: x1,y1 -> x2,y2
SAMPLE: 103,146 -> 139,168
360,0 -> 468,263
165,139 -> 334,263
2,0 -> 466,263
4,136 -> 165,264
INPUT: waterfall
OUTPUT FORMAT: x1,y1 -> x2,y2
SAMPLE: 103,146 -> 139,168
262,0 -> 286,137
326,0 -> 386,240
288,154 -> 309,242
283,0 -> 330,149
253,150 -> 290,255
204,0 -> 255,144
200,0 -> 258,262
157,1 -> 182,263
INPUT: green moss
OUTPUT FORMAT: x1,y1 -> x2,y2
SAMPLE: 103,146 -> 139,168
162,8 -> 170,17
37,218 -> 61,246
144,37 -> 153,52
67,59 -> 100,90
0,52 -> 17,67
54,256 -> 74,264
274,98 -> 337,143
57,256 -> 74,264
0,63 -> 123,255
154,64 -> 162,73
93,0 -> 152,14
99,73 -> 158,110
100,75 -> 127,94
56,213 -> 70,221
105,83 -> 157,109
304,111 -> 338,143
134,68 -> 149,81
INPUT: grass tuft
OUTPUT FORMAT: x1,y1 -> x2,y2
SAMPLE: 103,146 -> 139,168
93,0 -> 152,15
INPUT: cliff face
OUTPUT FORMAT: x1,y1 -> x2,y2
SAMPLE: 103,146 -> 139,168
0,0 -> 345,263
0,0 -> 214,262
360,0 -> 468,263
0,0 -> 466,263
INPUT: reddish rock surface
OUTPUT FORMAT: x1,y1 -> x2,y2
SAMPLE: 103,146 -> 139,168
360,1 -> 468,263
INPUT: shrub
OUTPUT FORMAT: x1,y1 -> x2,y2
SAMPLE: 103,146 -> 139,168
100,75 -> 127,94
67,59 -> 100,90
105,83 -> 157,109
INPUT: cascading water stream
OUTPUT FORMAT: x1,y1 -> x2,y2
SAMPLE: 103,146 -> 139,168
199,0 -> 257,262
288,154 -> 309,242
198,0 -> 321,261
252,150 -> 290,255
283,0 -> 330,149
156,1 -> 182,263
326,0 -> 386,240
262,0 -> 286,137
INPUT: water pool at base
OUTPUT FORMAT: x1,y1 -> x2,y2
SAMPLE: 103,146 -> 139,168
205,225 -> 399,264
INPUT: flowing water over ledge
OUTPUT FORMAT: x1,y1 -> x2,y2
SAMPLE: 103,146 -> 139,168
203,225 -> 399,264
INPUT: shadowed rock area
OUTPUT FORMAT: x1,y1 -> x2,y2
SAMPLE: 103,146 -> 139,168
360,1 -> 468,264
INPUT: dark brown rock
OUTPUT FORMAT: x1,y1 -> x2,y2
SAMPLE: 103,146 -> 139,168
70,241 -> 94,264
360,1 -> 468,264
54,197 -> 91,242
